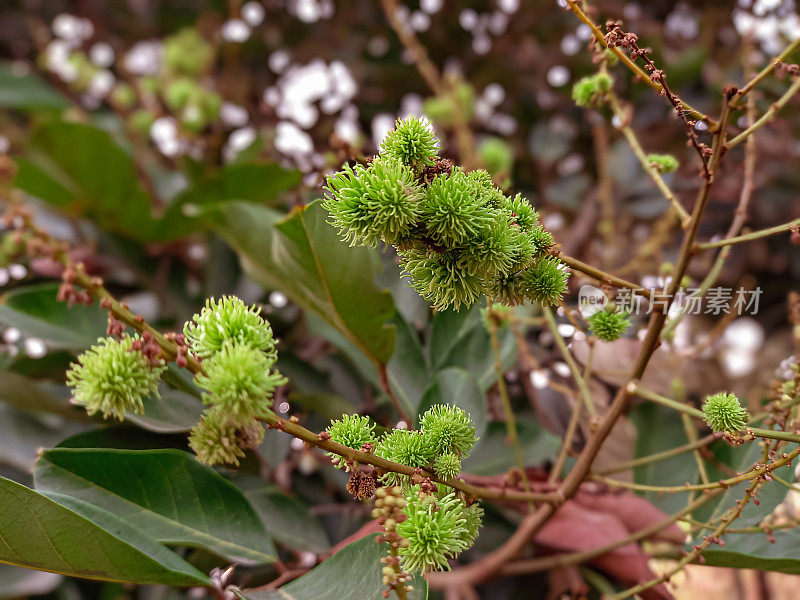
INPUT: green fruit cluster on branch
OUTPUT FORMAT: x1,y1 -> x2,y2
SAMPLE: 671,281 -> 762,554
325,404 -> 477,484
396,484 -> 483,573
323,116 -> 568,310
702,392 -> 750,433
185,296 -> 286,466
325,414 -> 378,469
66,336 -> 166,420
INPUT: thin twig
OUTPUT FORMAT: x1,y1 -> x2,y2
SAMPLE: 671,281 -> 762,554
542,306 -> 595,417
563,0 -> 712,124
727,76 -> 800,148
607,91 -> 690,223
694,218 -> 800,251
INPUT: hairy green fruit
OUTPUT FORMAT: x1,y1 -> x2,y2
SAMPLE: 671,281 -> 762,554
67,336 -> 166,420
433,452 -> 462,480
703,392 -> 749,433
189,409 -> 264,467
380,116 -> 439,170
184,295 -> 277,360
422,170 -> 493,247
325,116 -> 568,311
376,429 -> 434,485
587,309 -> 631,342
571,72 -> 612,108
647,153 -> 679,174
195,341 -> 286,420
522,257 -> 569,306
397,486 -> 478,572
324,158 -> 423,246
399,248 -> 485,311
419,404 -> 478,458
326,414 -> 377,469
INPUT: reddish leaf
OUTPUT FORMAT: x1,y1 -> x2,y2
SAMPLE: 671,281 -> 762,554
535,500 -> 674,600
575,491 -> 686,544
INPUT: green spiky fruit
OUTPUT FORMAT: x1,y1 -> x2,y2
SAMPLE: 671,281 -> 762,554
399,248 -> 485,311
67,336 -> 166,420
522,258 -> 569,306
702,392 -> 749,433
419,404 -> 477,458
376,429 -> 434,485
380,116 -> 439,170
433,452 -> 462,480
396,486 -> 473,572
325,414 -> 377,469
422,171 -> 493,247
571,72 -> 613,108
324,158 -> 423,246
184,295 -> 277,360
587,309 -> 631,342
189,409 -> 264,467
194,341 -> 286,420
647,153 -> 679,174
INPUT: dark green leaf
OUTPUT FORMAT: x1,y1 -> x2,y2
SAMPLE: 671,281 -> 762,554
240,535 -> 427,600
463,418 -> 560,476
15,121 -> 158,241
159,163 -> 301,239
630,403 -> 698,514
429,306 -> 516,390
0,283 -> 106,350
34,448 -> 276,565
0,369 -> 88,421
416,367 -> 486,440
126,385 -> 204,433
701,529 -> 800,574
0,477 -> 209,586
0,63 -> 68,110
207,200 -> 396,366
241,483 -> 329,553
387,313 -> 429,417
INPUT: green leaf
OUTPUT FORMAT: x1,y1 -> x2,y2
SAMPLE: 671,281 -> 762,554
708,443 -> 797,529
416,367 -> 486,440
15,121 -> 159,241
428,306 -> 516,390
0,62 -> 69,110
240,535 -> 427,600
207,200 -> 396,366
630,404 -> 699,514
0,369 -> 88,421
387,313 -> 429,417
0,477 -> 209,586
0,404 -> 85,471
240,482 -> 329,553
0,283 -> 107,350
691,444 -> 800,572
701,529 -> 800,574
33,448 -> 276,565
463,418 -> 560,476
126,385 -> 204,433
158,163 -> 302,239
